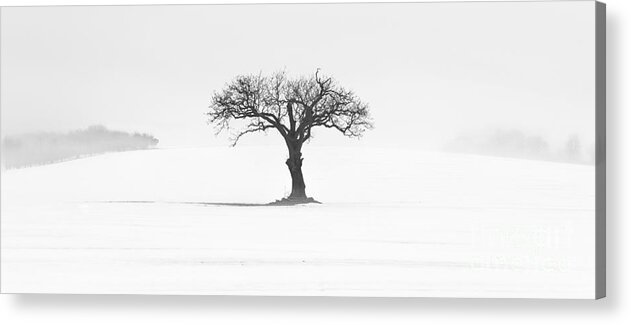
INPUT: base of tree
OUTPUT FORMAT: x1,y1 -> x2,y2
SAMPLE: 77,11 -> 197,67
267,196 -> 321,206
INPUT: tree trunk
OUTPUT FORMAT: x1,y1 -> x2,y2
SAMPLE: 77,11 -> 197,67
285,141 -> 307,199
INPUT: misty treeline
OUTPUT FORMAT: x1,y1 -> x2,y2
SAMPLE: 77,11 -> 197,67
1,125 -> 159,169
445,129 -> 595,165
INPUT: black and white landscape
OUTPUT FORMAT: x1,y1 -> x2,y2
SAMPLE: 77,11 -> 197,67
0,2 -> 601,298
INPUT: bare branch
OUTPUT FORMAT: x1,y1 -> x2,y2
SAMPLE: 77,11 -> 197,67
207,70 -> 373,146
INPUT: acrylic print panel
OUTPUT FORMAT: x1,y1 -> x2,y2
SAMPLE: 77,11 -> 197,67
0,1 -> 605,298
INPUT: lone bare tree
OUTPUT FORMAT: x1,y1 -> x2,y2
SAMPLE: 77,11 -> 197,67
207,70 -> 372,204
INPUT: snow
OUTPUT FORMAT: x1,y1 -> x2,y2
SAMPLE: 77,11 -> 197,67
0,146 -> 596,298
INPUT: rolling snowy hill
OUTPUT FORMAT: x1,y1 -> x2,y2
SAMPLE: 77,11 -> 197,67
0,146 -> 596,298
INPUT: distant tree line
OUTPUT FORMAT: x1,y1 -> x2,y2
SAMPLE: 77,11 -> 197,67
445,129 -> 595,165
1,125 -> 159,169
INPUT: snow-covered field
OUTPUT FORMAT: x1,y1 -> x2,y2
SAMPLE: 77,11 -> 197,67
0,146 -> 596,298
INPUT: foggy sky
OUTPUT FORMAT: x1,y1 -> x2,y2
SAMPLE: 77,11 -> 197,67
0,2 -> 596,149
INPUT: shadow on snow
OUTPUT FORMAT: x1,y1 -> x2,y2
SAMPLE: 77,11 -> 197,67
93,200 -> 320,207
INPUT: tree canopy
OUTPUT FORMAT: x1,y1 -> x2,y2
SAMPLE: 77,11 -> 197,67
208,70 -> 372,146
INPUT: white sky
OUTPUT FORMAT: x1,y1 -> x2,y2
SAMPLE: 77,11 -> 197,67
0,1 -> 596,148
